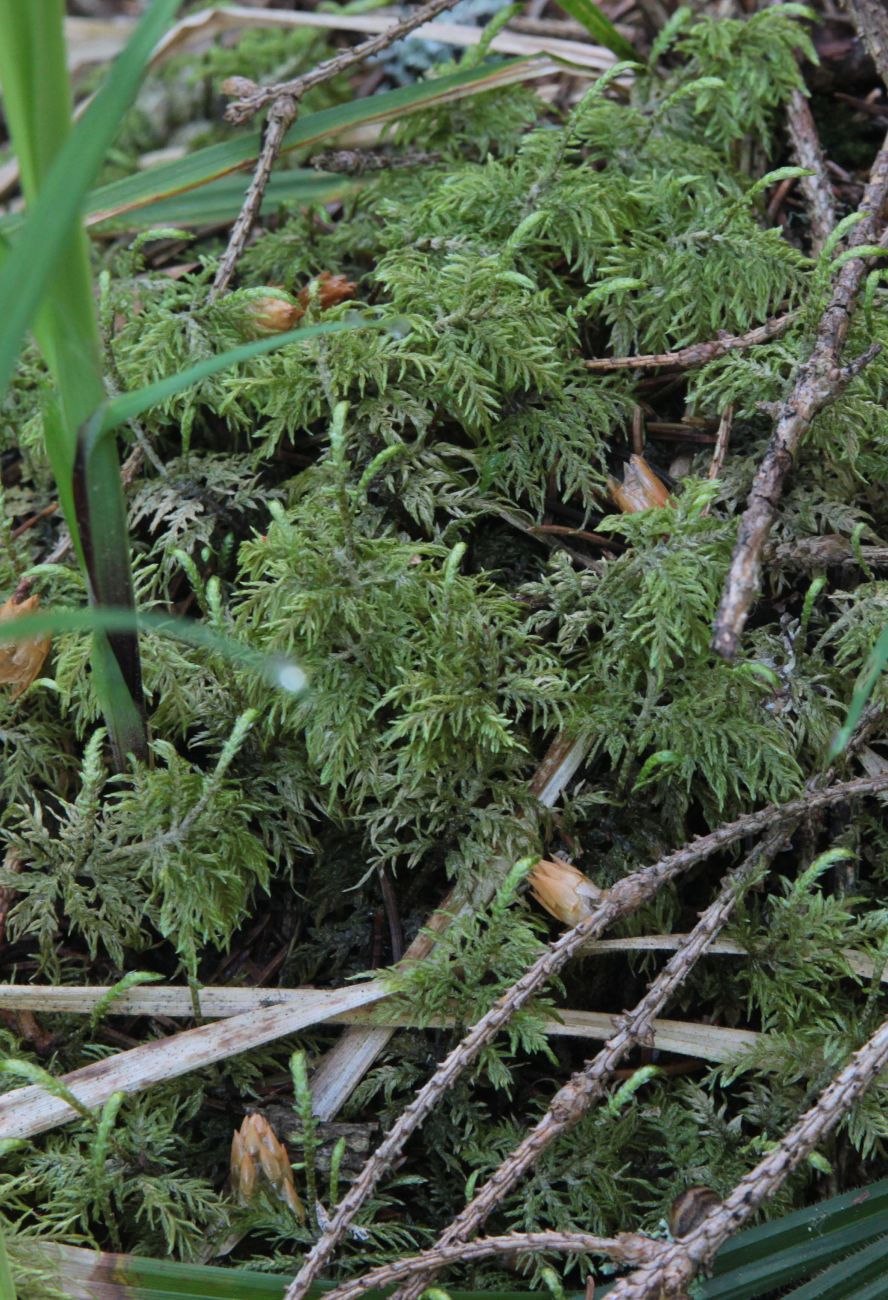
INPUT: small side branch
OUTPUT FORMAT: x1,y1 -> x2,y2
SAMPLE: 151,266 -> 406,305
583,312 -> 796,372
712,125 -> 888,659
605,1013 -> 888,1298
282,772 -> 888,1300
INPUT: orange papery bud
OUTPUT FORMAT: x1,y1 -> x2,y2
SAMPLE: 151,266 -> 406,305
529,858 -> 604,928
230,1113 -> 305,1222
608,454 -> 671,513
0,594 -> 51,700
296,271 -> 357,314
242,293 -> 302,337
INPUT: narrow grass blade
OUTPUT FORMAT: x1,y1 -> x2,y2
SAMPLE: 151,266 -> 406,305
550,0 -> 637,59
781,1234 -> 888,1299
830,623 -> 888,755
0,607 -> 307,698
82,57 -> 550,226
0,0 -> 180,399
0,1224 -> 15,1300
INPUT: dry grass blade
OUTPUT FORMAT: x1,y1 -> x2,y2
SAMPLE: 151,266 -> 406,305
0,984 -> 385,1141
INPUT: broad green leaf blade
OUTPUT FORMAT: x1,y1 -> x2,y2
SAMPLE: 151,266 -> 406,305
82,57 -> 546,226
92,168 -> 355,232
551,0 -> 637,60
0,0 -> 180,399
782,1235 -> 888,1299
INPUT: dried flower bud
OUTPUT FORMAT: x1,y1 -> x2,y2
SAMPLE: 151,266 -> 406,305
668,1186 -> 721,1238
230,1113 -> 305,1222
242,293 -> 301,338
0,593 -> 51,700
296,271 -> 357,315
608,454 -> 671,513
529,858 -> 603,928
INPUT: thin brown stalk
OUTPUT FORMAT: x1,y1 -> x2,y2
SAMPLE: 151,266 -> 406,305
706,404 -> 734,482
712,126 -> 888,659
605,1013 -> 888,1298
282,771 -> 888,1300
786,89 -> 836,253
583,312 -> 796,372
842,0 -> 888,89
210,93 -> 298,297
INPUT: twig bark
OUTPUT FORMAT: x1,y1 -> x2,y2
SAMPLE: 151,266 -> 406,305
282,771 -> 888,1300
338,833 -> 785,1300
706,404 -> 734,482
605,1012 -> 888,1298
306,1230 -> 663,1294
210,0 -> 477,296
223,0 -> 489,126
711,126 -> 888,660
842,0 -> 888,88
210,94 -> 298,297
787,90 -> 836,253
583,312 -> 796,371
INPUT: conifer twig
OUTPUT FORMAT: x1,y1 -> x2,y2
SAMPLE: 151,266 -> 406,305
604,1012 -> 888,1298
786,89 -> 836,253
583,311 -> 797,371
712,126 -> 888,660
334,832 -> 785,1300
842,0 -> 888,89
282,771 -> 888,1300
304,1230 -> 663,1293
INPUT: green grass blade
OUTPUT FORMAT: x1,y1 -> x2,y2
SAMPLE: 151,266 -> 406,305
91,315 -> 393,438
0,0 -> 180,400
82,57 -> 542,226
0,607 -> 307,698
550,0 -> 637,59
830,622 -> 888,755
782,1235 -> 888,1299
93,169 -> 356,232
0,1223 -> 16,1300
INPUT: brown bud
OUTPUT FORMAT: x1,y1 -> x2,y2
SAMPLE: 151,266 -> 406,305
230,1113 -> 305,1222
0,593 -> 51,700
608,454 -> 671,513
242,293 -> 301,338
296,271 -> 357,314
529,858 -> 603,928
668,1186 -> 721,1238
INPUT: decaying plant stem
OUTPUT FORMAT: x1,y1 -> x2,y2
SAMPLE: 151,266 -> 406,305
583,311 -> 796,371
283,771 -> 888,1300
605,1013 -> 888,1298
712,125 -> 888,659
842,0 -> 888,88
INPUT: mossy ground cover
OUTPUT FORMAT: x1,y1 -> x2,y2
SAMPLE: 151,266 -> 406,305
2,3 -> 888,1292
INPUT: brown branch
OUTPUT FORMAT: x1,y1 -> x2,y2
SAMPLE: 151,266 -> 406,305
282,772 -> 888,1300
706,404 -> 734,483
712,125 -> 888,660
842,0 -> 888,89
605,1012 -> 888,1298
583,312 -> 797,372
224,0 -> 473,126
210,93 -> 298,298
309,1231 -> 663,1296
340,833 -> 785,1300
787,90 -> 836,253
